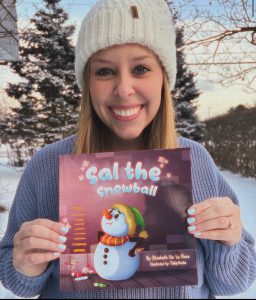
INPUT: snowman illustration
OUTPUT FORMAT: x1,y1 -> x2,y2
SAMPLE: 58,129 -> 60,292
94,203 -> 149,281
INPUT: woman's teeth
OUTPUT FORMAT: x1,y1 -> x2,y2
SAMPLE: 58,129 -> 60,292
112,106 -> 141,117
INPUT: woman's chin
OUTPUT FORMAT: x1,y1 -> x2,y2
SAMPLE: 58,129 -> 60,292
111,131 -> 143,150
111,128 -> 140,139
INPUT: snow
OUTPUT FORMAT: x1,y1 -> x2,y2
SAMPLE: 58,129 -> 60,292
0,147 -> 25,299
217,171 -> 256,300
0,147 -> 255,299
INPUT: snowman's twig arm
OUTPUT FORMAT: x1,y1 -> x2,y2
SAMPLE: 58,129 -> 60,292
128,237 -> 145,257
97,231 -> 104,242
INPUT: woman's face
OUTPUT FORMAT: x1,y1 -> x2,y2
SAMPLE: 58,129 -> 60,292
89,44 -> 163,148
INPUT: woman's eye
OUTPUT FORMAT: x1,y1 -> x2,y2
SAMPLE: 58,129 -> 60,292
134,65 -> 150,75
96,68 -> 114,76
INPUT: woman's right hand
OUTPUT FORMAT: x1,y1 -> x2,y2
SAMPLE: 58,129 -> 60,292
13,219 -> 70,277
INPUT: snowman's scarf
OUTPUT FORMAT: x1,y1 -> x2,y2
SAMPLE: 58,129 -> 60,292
100,233 -> 129,246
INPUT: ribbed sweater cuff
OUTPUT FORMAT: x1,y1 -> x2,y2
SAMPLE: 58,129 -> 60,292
205,229 -> 247,267
4,250 -> 54,297
204,228 -> 256,295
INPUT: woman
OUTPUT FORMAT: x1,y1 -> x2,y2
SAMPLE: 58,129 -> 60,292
0,0 -> 255,298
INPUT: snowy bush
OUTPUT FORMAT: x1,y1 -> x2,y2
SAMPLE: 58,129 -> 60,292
0,181 -> 12,238
6,140 -> 34,167
203,105 -> 256,177
0,205 -> 6,213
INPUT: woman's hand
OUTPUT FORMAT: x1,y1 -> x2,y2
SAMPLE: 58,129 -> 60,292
187,197 -> 242,246
13,219 -> 70,277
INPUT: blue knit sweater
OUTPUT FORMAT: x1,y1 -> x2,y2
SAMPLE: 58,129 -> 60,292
0,135 -> 255,299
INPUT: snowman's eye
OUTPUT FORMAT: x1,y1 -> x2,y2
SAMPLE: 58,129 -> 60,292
114,214 -> 120,219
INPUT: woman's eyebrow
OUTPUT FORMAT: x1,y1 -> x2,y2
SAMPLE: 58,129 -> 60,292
91,55 -> 153,64
131,55 -> 153,61
91,59 -> 114,64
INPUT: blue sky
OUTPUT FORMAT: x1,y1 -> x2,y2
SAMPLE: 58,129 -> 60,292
3,0 -> 255,120
15,0 -> 236,24
16,0 -> 96,22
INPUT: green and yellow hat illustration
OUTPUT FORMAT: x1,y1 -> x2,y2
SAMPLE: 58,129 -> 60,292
112,204 -> 149,239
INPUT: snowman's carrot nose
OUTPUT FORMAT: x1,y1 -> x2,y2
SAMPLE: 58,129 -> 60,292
103,210 -> 112,220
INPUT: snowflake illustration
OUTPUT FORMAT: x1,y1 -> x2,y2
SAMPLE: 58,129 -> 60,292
81,160 -> 90,171
158,156 -> 169,168
79,174 -> 85,181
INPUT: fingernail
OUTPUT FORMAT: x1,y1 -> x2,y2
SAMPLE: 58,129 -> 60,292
59,236 -> 67,243
187,217 -> 196,225
188,208 -> 196,215
58,244 -> 66,250
194,232 -> 202,237
53,252 -> 61,257
60,226 -> 70,234
188,226 -> 196,232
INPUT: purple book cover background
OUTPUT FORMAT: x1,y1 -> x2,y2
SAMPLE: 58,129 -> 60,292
59,148 -> 198,291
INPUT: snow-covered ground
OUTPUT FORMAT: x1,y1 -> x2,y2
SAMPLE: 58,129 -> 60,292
217,170 -> 256,300
0,147 -> 255,299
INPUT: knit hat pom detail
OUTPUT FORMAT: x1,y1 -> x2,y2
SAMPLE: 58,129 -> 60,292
139,230 -> 149,240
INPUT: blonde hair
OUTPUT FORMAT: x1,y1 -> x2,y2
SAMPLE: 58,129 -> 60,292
75,62 -> 177,154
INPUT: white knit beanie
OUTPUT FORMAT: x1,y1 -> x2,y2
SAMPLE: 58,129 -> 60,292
75,0 -> 177,91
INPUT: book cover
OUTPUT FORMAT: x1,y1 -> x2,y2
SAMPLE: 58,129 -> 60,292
59,148 -> 198,291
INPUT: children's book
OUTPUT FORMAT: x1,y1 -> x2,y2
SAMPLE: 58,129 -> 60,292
59,148 -> 198,291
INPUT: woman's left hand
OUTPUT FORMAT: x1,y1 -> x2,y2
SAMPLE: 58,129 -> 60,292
187,197 -> 242,246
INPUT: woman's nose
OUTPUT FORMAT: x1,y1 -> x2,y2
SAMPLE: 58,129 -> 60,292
113,72 -> 135,99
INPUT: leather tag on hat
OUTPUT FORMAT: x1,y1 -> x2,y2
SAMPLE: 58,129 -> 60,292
131,6 -> 139,19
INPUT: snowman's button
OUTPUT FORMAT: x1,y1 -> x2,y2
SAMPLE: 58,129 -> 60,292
104,248 -> 109,253
103,254 -> 108,259
104,261 -> 108,265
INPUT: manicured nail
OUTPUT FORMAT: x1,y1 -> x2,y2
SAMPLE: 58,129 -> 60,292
188,226 -> 196,232
53,252 -> 61,257
58,244 -> 66,250
194,232 -> 202,237
188,208 -> 196,215
187,217 -> 196,225
59,236 -> 67,243
60,226 -> 70,234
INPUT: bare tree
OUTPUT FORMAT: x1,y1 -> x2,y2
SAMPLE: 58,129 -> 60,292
175,0 -> 256,92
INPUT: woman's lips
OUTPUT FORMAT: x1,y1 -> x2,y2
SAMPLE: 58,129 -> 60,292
109,104 -> 144,121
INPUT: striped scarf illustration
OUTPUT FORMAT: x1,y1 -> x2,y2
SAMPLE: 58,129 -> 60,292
100,233 -> 129,246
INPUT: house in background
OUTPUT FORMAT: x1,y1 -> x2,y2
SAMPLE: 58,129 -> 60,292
0,0 -> 19,64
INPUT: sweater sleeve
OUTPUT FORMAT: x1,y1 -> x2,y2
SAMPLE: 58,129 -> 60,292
0,154 -> 55,298
190,141 -> 256,296
201,170 -> 256,296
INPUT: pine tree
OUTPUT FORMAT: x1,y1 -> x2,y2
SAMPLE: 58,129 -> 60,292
170,9 -> 205,140
2,0 -> 80,165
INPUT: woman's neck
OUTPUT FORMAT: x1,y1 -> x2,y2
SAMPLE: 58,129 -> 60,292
110,135 -> 144,152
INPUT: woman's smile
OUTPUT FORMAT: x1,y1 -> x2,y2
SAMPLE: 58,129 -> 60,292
109,104 -> 144,121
